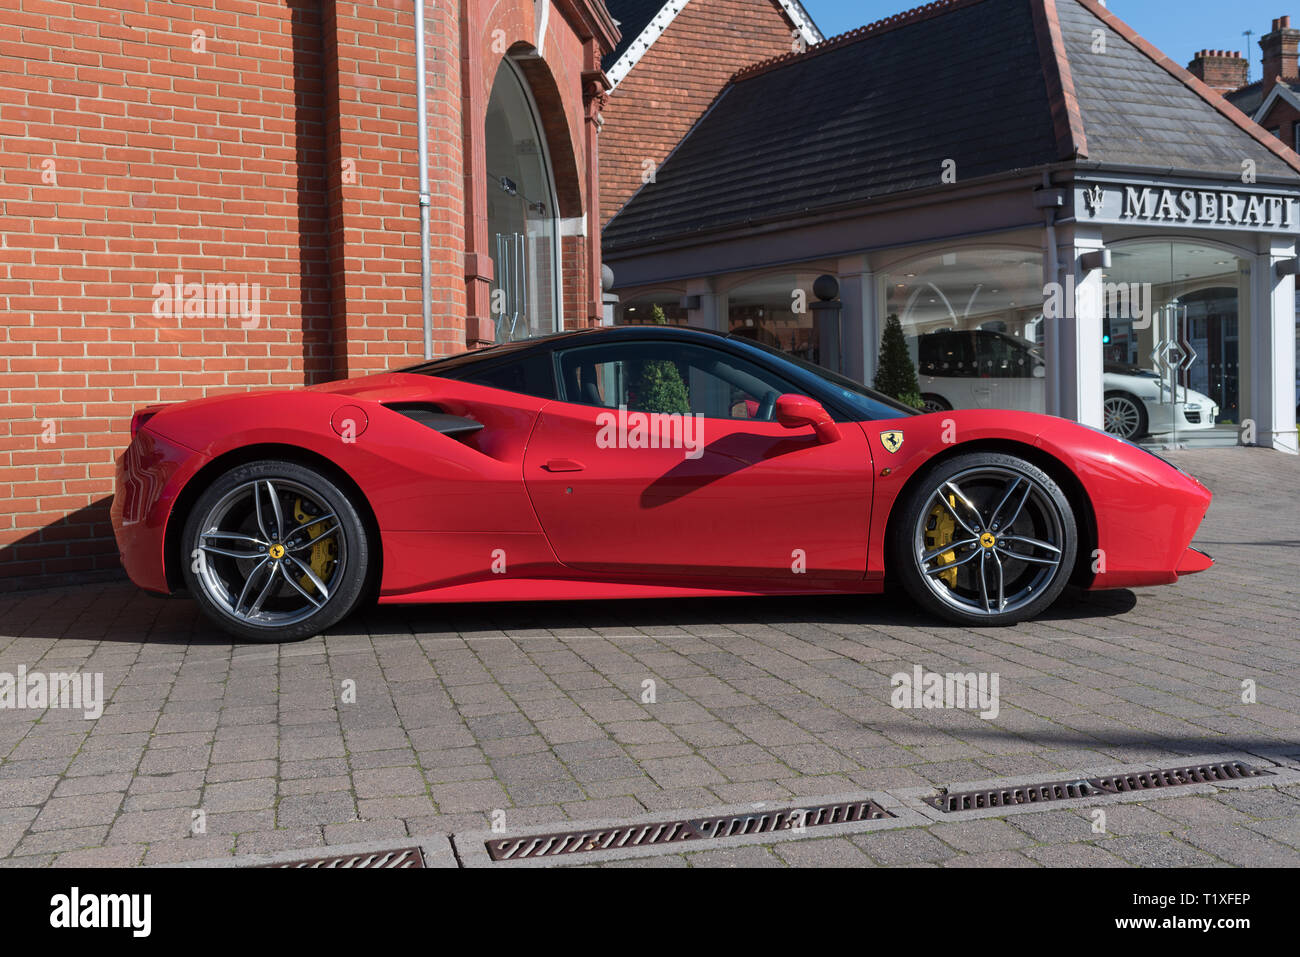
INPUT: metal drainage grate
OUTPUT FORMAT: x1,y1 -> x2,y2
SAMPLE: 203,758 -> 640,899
925,760 -> 1274,814
485,798 -> 894,862
924,778 -> 1103,813
1090,761 -> 1272,793
264,846 -> 425,869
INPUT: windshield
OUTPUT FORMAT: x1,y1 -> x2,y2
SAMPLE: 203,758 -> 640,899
730,336 -> 921,419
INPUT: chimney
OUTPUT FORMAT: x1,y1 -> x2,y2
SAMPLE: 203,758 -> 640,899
1187,49 -> 1249,92
1260,15 -> 1300,86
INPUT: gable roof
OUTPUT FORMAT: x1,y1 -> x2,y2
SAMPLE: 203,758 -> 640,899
1226,79 -> 1270,116
1249,79 -> 1300,125
601,0 -> 823,85
603,0 -> 1300,253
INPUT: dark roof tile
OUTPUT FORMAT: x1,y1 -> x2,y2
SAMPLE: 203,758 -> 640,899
605,0 -> 1058,250
603,0 -> 1300,252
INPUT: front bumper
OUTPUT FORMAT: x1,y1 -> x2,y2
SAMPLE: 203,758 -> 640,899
111,428 -> 204,594
1175,546 -> 1214,576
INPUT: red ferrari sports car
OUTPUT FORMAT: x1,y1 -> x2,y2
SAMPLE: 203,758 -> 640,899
112,326 -> 1214,642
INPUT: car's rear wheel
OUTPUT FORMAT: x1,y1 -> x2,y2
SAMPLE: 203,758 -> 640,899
891,452 -> 1077,626
921,393 -> 952,414
1103,391 -> 1147,440
181,460 -> 372,642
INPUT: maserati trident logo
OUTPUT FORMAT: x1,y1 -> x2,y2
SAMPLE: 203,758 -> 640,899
1083,184 -> 1105,215
880,430 -> 904,454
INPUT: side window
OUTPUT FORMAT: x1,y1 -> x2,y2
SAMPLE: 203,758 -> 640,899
976,333 -> 1033,379
459,353 -> 555,399
920,332 -> 974,378
556,341 -> 800,420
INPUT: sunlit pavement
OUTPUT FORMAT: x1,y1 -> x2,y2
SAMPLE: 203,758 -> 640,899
1,447 -> 1298,867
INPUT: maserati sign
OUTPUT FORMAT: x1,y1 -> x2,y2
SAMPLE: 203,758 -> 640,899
1076,182 -> 1299,231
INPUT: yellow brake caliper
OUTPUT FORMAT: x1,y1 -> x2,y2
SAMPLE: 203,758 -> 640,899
925,497 -> 959,588
293,499 -> 337,594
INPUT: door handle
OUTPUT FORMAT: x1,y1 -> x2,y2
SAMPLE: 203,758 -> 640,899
543,458 -> 585,472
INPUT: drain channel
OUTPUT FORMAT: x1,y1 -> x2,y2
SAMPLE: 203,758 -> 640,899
486,798 -> 894,862
265,846 -> 426,868
924,760 -> 1274,813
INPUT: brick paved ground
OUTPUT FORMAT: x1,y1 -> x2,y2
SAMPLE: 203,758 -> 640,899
0,447 -> 1297,867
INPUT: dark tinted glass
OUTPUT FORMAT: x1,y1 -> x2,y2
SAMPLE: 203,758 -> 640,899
460,353 -> 556,399
555,340 -> 799,420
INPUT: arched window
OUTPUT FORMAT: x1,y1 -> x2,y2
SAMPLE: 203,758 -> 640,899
485,58 -> 560,342
880,248 -> 1046,414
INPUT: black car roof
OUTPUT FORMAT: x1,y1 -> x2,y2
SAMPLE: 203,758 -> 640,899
396,323 -> 920,420
396,324 -> 731,373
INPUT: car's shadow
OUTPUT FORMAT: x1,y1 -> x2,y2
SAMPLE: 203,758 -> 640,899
9,581 -> 1139,646
343,585 -> 1138,637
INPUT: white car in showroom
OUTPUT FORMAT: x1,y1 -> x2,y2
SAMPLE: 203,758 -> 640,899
910,330 -> 1219,440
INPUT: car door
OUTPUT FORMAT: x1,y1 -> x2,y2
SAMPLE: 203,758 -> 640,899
522,339 -> 874,582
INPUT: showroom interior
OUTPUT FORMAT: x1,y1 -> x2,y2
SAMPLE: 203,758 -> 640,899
601,0 -> 1300,452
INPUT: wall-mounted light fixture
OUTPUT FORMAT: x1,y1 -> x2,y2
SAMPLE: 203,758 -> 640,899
1080,249 -> 1111,271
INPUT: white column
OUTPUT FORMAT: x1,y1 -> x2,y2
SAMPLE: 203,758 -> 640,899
685,277 -> 722,332
1045,224 -> 1105,427
836,255 -> 872,384
1251,238 -> 1299,454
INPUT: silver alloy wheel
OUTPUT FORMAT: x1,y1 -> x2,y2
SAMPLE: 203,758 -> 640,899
912,466 -> 1065,617
1103,394 -> 1142,439
191,478 -> 346,629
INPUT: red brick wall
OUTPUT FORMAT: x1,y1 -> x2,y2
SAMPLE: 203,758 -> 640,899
1259,95 -> 1300,151
0,0 -> 612,590
598,0 -> 801,225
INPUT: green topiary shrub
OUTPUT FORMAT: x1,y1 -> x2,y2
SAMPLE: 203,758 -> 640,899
874,314 -> 923,408
631,305 -> 691,414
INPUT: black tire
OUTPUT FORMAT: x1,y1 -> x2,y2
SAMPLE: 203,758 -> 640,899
1103,391 -> 1148,440
889,452 -> 1077,627
181,460 -> 373,642
921,393 -> 952,414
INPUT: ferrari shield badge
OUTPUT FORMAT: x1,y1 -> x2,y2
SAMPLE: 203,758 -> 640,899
880,430 -> 904,454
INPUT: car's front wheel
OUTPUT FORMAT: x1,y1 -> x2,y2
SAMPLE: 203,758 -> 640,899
891,452 -> 1077,626
181,460 -> 373,642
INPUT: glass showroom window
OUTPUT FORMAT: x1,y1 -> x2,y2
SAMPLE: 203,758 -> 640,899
1105,242 -> 1248,433
615,294 -> 689,325
726,271 -> 835,366
485,58 -> 560,343
882,248 -> 1046,415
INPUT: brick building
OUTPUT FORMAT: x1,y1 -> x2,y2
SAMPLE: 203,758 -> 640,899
1190,15 -> 1300,151
0,0 -> 618,590
597,0 -> 821,224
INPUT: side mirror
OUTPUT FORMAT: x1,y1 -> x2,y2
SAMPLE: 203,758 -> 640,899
774,394 -> 841,444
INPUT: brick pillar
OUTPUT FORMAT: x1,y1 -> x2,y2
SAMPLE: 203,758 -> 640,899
460,6 -> 496,350
320,0 -> 428,378
583,66 -> 610,324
